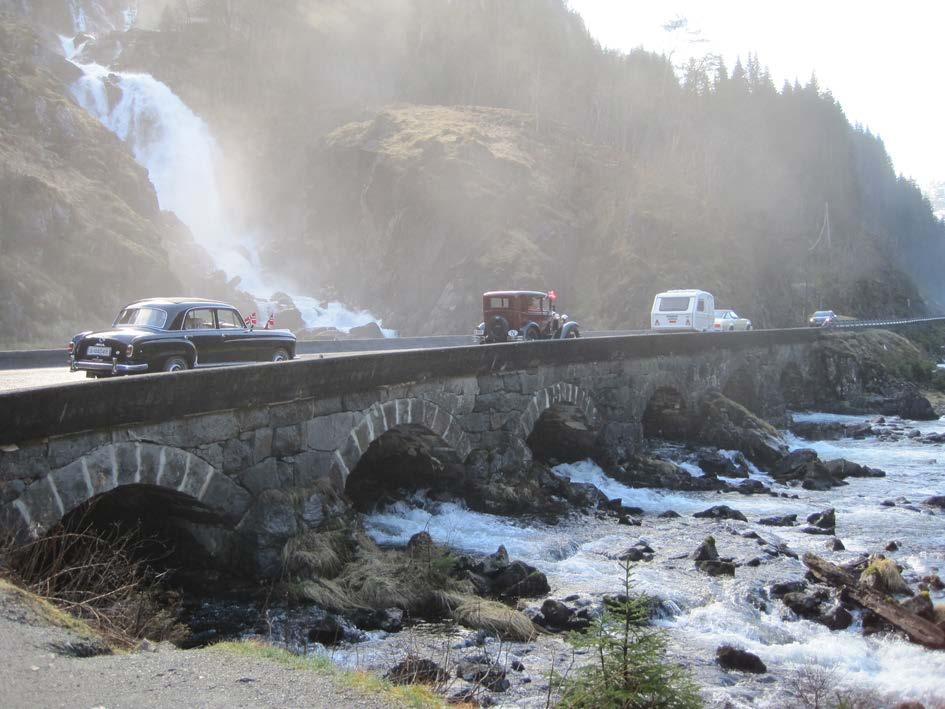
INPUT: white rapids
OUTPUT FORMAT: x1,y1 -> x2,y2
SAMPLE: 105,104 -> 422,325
365,413 -> 945,706
59,11 -> 389,334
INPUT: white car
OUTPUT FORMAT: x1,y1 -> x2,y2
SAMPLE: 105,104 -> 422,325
713,309 -> 753,331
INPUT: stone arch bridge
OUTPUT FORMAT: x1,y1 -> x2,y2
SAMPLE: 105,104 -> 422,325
0,328 -> 906,575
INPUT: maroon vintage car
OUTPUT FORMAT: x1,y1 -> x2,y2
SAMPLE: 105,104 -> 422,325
474,290 -> 581,343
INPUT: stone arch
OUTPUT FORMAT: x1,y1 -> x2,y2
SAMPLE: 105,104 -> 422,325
779,361 -> 808,410
331,398 -> 471,486
721,363 -> 762,415
4,442 -> 251,543
519,383 -> 602,462
518,383 -> 600,442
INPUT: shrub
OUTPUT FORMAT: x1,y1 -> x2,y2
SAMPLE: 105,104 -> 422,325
557,560 -> 701,708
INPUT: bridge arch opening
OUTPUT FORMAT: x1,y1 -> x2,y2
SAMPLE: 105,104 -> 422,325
642,386 -> 692,441
19,484 -> 235,590
527,403 -> 599,463
344,424 -> 465,512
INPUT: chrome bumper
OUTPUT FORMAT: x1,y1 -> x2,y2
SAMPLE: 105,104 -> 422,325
70,356 -> 149,375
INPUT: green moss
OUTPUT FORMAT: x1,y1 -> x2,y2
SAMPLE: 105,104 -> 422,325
213,640 -> 443,708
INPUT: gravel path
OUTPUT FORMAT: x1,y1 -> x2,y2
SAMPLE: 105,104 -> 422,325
0,584 -> 393,709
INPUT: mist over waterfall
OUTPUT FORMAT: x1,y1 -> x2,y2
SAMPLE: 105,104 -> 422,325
61,17 -> 389,334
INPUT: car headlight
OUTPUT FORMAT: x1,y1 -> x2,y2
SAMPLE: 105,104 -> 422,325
125,344 -> 134,358
508,330 -> 518,338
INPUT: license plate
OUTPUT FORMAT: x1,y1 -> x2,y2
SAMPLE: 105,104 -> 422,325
87,345 -> 111,357
474,328 -> 484,336
668,318 -> 677,324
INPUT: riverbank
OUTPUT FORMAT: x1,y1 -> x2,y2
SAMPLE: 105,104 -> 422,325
0,579 -> 438,709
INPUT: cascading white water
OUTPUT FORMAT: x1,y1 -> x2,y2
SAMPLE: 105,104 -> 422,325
60,7 -> 391,334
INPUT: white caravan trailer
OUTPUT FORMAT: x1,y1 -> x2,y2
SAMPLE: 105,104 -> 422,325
650,290 -> 715,332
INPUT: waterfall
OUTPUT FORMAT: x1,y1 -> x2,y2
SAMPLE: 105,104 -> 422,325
60,6 -> 391,335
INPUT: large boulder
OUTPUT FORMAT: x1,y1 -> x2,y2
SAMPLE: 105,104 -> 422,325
695,391 -> 788,468
716,645 -> 767,673
456,655 -> 510,693
859,556 -> 912,596
608,456 -> 726,492
693,505 -> 748,522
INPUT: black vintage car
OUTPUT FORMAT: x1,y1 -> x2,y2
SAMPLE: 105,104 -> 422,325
69,298 -> 297,377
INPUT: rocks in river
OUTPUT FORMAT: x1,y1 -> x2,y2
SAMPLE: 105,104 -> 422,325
658,510 -> 681,518
307,608 -> 361,645
859,555 -> 912,596
735,479 -> 769,495
693,536 -> 736,576
800,508 -> 836,535
617,541 -> 655,563
716,645 -> 767,673
695,391 -> 788,468
540,599 -> 574,627
695,449 -> 750,478
900,593 -> 935,621
890,391 -> 937,421
609,455 -> 727,492
452,546 -> 550,599
824,458 -> 886,480
770,449 -> 833,490
924,495 -> 945,509
348,607 -> 404,633
385,655 -> 449,685
456,654 -> 510,692
781,588 -> 830,619
758,514 -> 797,527
923,574 -> 945,591
831,538 -> 846,551
770,580 -> 807,598
694,505 -> 748,522
819,604 -> 854,630
885,541 -> 900,552
789,420 -> 874,441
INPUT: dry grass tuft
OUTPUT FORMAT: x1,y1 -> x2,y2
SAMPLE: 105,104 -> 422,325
450,597 -> 538,641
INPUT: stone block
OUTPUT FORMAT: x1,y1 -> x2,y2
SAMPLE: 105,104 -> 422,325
156,448 -> 188,490
240,489 -> 298,538
114,443 -> 141,486
49,460 -> 92,515
17,478 -> 64,534
235,406 -> 269,432
136,444 -> 165,486
131,412 -> 240,448
343,388 -> 383,412
252,427 -> 273,463
0,479 -> 26,504
461,412 -> 491,433
201,473 -> 252,525
0,443 -> 49,483
269,398 -> 316,428
83,446 -> 118,496
223,438 -> 254,473
237,458 -> 287,497
272,424 -> 304,458
301,492 -> 325,529
191,443 -> 223,471
313,396 -> 343,416
48,431 -> 109,469
305,411 -> 358,451
292,450 -> 336,488
179,457 -> 214,499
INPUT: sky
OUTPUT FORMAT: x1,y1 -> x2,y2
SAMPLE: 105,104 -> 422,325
567,1 -> 945,189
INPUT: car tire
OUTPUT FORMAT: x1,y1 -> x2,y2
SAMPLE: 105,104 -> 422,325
85,372 -> 99,379
525,328 -> 540,341
747,324 -> 753,330
271,348 -> 290,362
163,356 -> 189,372
729,326 -> 735,331
566,327 -> 580,339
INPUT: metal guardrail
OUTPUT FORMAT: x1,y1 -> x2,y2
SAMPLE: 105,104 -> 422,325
825,316 -> 945,329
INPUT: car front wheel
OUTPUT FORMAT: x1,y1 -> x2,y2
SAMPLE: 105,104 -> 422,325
271,348 -> 290,362
163,356 -> 189,372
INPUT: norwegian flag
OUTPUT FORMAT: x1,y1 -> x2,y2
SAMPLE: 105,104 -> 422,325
264,312 -> 275,330
245,311 -> 257,328
547,289 -> 557,302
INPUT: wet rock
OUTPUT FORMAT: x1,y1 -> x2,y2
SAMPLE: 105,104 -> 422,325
924,495 -> 945,509
746,557 -> 763,567
770,449 -> 837,490
881,499 -> 896,507
695,391 -> 788,467
892,391 -> 937,421
770,580 -> 807,598
831,538 -> 846,551
716,645 -> 767,673
406,531 -> 436,558
859,556 -> 912,596
759,514 -> 797,527
457,655 -> 510,692
782,590 -> 827,619
819,604 -> 853,630
693,537 -> 720,562
491,561 -> 550,599
900,593 -> 935,621
735,479 -> 769,495
385,656 -> 449,685
694,505 -> 748,522
307,609 -> 358,645
885,541 -> 900,552
540,599 -> 574,628
693,536 -> 735,576
695,449 -> 750,478
824,458 -> 886,480
617,514 -> 642,526
658,510 -> 681,518
349,607 -> 404,633
618,541 -> 654,563
610,455 -> 726,492
800,508 -> 836,535
924,574 -> 945,591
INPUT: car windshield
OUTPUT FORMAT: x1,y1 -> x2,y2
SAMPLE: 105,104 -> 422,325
658,296 -> 692,312
114,307 -> 167,329
813,311 -> 832,317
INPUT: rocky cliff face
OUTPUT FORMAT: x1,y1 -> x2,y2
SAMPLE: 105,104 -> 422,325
0,18 -> 198,347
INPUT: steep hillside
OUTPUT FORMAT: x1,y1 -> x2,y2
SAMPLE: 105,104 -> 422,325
0,18 -> 193,347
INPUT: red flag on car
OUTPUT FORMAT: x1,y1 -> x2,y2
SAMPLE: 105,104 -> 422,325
245,311 -> 257,328
547,289 -> 557,301
265,313 -> 275,330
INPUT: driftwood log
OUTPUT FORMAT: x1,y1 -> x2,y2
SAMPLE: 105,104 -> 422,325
803,553 -> 945,649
